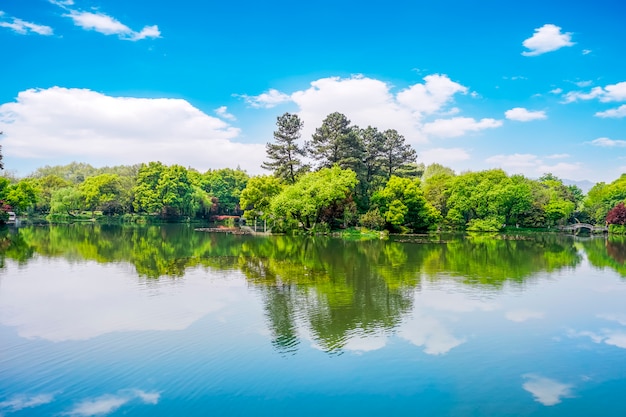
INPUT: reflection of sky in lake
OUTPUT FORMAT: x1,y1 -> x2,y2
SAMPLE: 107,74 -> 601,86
2,248 -> 626,416
0,259 -> 260,342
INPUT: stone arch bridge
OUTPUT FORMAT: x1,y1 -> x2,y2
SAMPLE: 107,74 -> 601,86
559,223 -> 608,234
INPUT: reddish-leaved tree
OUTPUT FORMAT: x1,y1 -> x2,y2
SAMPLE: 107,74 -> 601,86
606,202 -> 626,225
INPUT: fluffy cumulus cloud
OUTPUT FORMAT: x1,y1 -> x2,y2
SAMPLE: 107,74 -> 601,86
0,11 -> 53,35
522,24 -> 575,56
243,74 -> 502,143
589,137 -> 626,147
505,107 -> 547,122
522,374 -> 573,406
64,10 -> 160,40
0,87 -> 265,174
563,81 -> 626,103
486,153 -> 585,180
595,104 -> 626,118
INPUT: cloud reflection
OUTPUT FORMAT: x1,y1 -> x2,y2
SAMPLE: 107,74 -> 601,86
505,309 -> 545,322
399,314 -> 466,355
64,390 -> 160,417
522,374 -> 573,406
0,260 -> 254,342
568,329 -> 626,349
0,393 -> 55,413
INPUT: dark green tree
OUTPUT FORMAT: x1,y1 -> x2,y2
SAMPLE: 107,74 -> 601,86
307,112 -> 363,172
262,113 -> 308,184
379,129 -> 417,180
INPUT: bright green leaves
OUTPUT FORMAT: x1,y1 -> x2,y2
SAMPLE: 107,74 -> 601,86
270,166 -> 358,230
372,176 -> 440,231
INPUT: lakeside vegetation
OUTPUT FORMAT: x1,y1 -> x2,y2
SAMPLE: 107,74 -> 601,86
0,112 -> 625,233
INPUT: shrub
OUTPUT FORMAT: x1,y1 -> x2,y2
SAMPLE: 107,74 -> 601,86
359,209 -> 386,231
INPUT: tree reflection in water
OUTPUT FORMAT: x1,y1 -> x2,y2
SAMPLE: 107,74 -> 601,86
0,225 -> 608,354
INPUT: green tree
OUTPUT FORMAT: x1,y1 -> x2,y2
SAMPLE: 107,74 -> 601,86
78,174 -> 125,216
379,129 -> 417,181
422,163 -> 455,181
270,166 -> 358,231
372,176 -> 440,231
422,171 -> 455,218
133,162 -> 167,214
240,175 -> 283,221
262,113 -> 308,184
5,179 -> 40,214
49,187 -> 81,217
34,175 -> 71,213
202,168 -> 249,214
307,112 -> 363,172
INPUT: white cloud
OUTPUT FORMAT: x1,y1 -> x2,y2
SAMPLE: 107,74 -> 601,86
595,104 -> 626,118
64,10 -> 160,41
0,13 -> 53,35
550,88 -> 563,95
242,74 -> 499,144
582,49 -> 592,55
522,24 -> 575,56
506,310 -> 545,322
505,107 -> 547,122
563,81 -> 626,103
486,154 -> 585,180
0,87 -> 265,175
546,153 -> 570,159
0,394 -> 55,412
422,117 -> 502,138
49,0 -> 75,6
522,374 -> 573,406
574,80 -> 593,88
396,74 -> 468,116
65,390 -> 159,417
215,106 -> 236,121
239,88 -> 291,108
419,148 -> 471,165
589,137 -> 626,147
291,75 -> 419,141
536,162 -> 584,179
486,154 -> 541,168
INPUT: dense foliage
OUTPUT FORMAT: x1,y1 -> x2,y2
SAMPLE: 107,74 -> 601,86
0,111 -> 625,232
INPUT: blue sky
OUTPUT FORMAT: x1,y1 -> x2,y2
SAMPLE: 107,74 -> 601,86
1,0 -> 625,183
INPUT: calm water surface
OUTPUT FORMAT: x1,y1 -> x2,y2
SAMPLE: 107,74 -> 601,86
1,224 -> 626,416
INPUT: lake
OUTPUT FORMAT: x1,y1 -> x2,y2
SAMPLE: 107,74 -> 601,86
1,224 -> 626,416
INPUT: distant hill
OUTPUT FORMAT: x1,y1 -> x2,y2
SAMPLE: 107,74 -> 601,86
563,179 -> 595,194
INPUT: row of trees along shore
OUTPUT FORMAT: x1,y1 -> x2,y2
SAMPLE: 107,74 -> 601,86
1,112 -> 626,233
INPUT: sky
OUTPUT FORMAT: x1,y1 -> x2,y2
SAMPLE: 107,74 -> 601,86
0,0 -> 625,183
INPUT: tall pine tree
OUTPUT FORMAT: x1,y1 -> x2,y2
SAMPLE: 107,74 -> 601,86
262,113 -> 307,184
307,112 -> 363,172
379,129 -> 417,180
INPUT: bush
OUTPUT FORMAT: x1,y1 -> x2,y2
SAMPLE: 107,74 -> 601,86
359,209 -> 386,231
609,224 -> 626,235
466,217 -> 504,232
